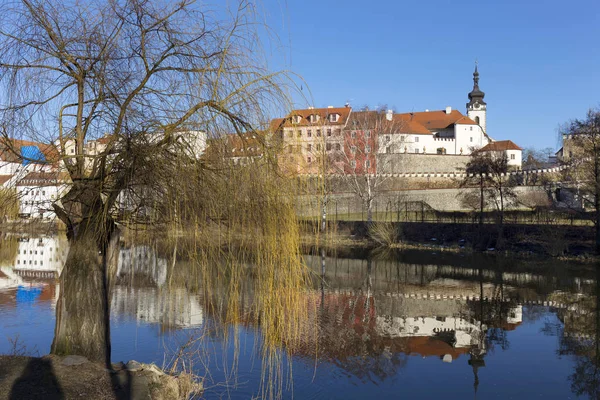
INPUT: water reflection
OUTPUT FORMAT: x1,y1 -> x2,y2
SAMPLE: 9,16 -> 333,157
2,232 -> 600,398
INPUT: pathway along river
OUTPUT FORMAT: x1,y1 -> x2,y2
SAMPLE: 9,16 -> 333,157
1,234 -> 599,399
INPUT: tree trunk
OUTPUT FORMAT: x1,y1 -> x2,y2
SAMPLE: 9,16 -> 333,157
51,233 -> 111,366
51,182 -> 117,367
366,197 -> 373,226
479,176 -> 484,226
321,196 -> 327,233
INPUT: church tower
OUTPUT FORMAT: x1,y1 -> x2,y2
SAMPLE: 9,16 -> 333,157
466,64 -> 487,133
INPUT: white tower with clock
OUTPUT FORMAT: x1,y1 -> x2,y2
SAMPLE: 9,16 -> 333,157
466,64 -> 487,134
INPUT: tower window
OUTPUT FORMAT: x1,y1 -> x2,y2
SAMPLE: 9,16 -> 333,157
475,116 -> 480,124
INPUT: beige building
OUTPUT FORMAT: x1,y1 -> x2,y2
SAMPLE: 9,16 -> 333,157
280,106 -> 352,174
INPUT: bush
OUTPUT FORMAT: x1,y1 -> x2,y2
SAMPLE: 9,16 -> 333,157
369,222 -> 400,247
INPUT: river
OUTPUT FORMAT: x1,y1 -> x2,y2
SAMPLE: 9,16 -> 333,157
1,233 -> 599,399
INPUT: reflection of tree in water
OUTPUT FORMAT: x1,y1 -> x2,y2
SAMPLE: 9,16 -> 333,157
546,268 -> 600,399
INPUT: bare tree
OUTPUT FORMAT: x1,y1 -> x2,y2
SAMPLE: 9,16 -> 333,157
461,150 -> 492,226
561,108 -> 600,253
338,110 -> 399,225
0,0 -> 289,364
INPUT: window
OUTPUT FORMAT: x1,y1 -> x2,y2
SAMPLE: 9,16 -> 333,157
307,129 -> 312,137
400,135 -> 405,141
351,131 -> 356,139
70,148 -> 74,154
335,129 -> 341,136
42,191 -> 45,196
335,143 -> 341,151
470,137 -> 473,142
307,156 -> 312,163
326,143 -> 332,151
415,136 -> 419,143
365,145 -> 371,153
470,126 -> 473,131
386,135 -> 390,143
365,160 -> 371,168
415,149 -> 419,154
386,146 -> 391,153
292,115 -> 301,124
17,260 -> 20,264
309,114 -> 320,123
317,129 -> 321,137
329,114 -> 339,123
297,130 -> 302,138
351,146 -> 357,154
327,129 -> 332,136
307,144 -> 312,151
316,144 -> 321,151
366,131 -> 371,138
510,153 -> 515,160
350,160 -> 356,168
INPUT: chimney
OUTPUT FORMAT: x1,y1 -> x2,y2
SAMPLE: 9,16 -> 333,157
386,109 -> 393,121
327,105 -> 333,108
445,106 -> 452,114
308,106 -> 314,110
345,102 -> 350,108
425,109 -> 429,112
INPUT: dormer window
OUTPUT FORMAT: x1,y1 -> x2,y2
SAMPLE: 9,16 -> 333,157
292,115 -> 302,124
328,114 -> 339,123
309,114 -> 320,123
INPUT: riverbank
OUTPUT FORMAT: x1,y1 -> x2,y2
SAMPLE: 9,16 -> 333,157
302,221 -> 599,263
0,355 -> 201,400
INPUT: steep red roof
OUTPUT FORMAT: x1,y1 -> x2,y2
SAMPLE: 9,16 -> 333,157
395,109 -> 477,131
0,138 -> 59,163
282,106 -> 352,127
392,117 -> 433,135
479,140 -> 522,152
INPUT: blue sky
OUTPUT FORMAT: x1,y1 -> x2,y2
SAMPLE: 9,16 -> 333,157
259,0 -> 600,150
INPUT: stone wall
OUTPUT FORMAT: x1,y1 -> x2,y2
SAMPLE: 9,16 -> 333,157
377,153 -> 469,174
298,185 -> 551,215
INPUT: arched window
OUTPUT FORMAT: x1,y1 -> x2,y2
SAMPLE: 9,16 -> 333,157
475,116 -> 480,125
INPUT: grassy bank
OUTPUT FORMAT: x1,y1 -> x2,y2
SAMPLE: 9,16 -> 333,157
301,220 -> 599,262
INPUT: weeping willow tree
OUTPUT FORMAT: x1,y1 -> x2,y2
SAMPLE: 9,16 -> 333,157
0,0 -> 298,367
0,188 -> 18,222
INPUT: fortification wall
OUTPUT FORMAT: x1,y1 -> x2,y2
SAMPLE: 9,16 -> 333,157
378,153 -> 469,174
298,186 -> 550,215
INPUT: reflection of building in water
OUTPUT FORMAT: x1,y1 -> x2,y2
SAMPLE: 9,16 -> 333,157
9,236 -> 68,278
113,245 -> 201,329
111,287 -> 203,329
116,246 -> 167,286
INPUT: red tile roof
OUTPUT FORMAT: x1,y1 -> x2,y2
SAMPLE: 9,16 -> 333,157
346,111 -> 432,135
282,106 -> 352,127
395,110 -> 477,131
479,140 -> 522,152
0,138 -> 59,163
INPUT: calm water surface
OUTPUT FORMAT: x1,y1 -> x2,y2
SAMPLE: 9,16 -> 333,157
1,234 -> 599,399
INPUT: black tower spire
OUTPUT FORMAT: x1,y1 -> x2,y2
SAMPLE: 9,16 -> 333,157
467,63 -> 486,108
